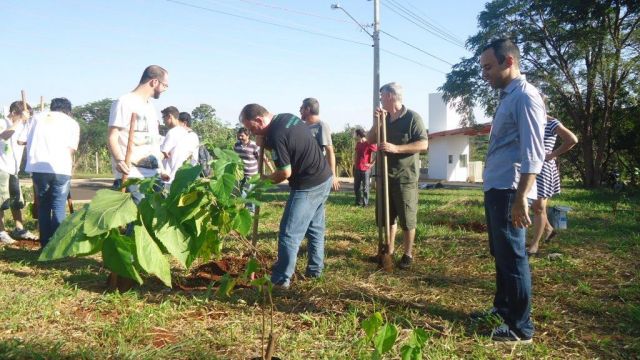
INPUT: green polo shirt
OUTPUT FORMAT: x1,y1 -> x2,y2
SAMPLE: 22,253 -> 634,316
385,106 -> 428,183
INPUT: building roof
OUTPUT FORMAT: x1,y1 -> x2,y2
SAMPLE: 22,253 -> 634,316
428,123 -> 492,139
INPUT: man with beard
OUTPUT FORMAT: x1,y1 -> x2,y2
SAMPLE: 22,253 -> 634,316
107,65 -> 168,202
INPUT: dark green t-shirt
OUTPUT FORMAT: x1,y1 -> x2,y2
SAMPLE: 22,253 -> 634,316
385,107 -> 428,183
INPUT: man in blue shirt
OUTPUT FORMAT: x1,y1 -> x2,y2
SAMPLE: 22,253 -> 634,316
475,38 -> 545,344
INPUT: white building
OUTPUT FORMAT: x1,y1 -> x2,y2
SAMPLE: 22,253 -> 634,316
427,93 -> 490,182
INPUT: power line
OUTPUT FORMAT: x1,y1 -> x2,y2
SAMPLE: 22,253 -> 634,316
382,0 -> 465,49
386,0 -> 464,46
165,0 -> 370,47
165,0 -> 446,74
381,49 -> 447,74
232,0 -> 351,24
399,0 -> 465,44
380,30 -> 454,66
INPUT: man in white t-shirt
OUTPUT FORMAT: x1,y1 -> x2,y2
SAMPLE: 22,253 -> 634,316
18,98 -> 80,248
107,65 -> 168,202
159,106 -> 199,184
0,101 -> 38,244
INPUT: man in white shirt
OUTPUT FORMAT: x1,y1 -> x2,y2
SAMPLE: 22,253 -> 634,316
0,101 -> 38,244
159,106 -> 199,184
107,65 -> 168,202
18,98 -> 80,248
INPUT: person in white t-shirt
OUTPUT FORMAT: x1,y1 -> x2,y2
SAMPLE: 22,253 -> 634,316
107,65 -> 168,203
159,106 -> 199,184
0,101 -> 38,244
18,98 -> 80,248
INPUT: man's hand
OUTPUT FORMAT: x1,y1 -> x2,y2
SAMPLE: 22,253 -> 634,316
511,196 -> 531,228
374,107 -> 386,126
379,142 -> 399,154
332,177 -> 341,191
116,159 -> 130,175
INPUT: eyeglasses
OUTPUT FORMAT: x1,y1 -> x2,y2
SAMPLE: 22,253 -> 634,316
157,79 -> 169,88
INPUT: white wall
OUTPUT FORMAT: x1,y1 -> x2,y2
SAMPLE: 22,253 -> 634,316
428,135 -> 469,182
428,93 -> 463,133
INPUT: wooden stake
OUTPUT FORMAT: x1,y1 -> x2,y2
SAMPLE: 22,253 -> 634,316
39,96 -> 44,112
380,112 -> 393,272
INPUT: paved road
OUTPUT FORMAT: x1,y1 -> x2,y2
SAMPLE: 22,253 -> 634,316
20,177 -> 481,203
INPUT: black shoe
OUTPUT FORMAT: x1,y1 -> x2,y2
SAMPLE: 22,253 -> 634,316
491,324 -> 532,344
398,254 -> 412,269
470,307 -> 503,321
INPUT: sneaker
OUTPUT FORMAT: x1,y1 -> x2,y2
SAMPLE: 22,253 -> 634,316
470,307 -> 503,321
10,229 -> 38,241
0,231 -> 16,245
490,324 -> 532,344
398,254 -> 413,269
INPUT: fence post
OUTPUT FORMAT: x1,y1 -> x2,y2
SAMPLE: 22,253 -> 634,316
95,152 -> 99,174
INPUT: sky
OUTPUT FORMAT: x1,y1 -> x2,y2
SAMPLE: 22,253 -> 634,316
1,0 -> 489,131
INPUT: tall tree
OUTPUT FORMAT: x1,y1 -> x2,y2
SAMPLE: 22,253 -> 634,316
190,104 -> 235,150
440,0 -> 640,187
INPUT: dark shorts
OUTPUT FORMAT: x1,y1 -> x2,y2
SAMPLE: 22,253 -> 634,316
377,180 -> 419,231
0,173 -> 24,210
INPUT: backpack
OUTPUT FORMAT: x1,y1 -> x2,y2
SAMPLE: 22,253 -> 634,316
198,145 -> 213,177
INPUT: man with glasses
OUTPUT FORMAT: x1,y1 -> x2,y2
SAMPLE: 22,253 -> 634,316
107,65 -> 168,202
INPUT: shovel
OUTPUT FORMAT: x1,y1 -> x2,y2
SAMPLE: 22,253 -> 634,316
376,112 -> 393,271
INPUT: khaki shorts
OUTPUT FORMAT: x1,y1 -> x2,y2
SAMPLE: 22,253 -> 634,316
377,180 -> 419,231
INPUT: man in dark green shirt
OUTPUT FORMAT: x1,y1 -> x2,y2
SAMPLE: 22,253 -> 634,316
367,82 -> 428,269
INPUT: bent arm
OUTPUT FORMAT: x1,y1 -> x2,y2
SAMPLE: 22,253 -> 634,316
547,124 -> 578,161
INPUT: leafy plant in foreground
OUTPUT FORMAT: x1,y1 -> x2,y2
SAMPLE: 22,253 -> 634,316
38,148 -> 273,287
361,312 -> 430,359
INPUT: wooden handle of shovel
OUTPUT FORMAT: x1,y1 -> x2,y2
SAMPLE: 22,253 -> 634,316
381,114 -> 391,248
120,112 -> 137,191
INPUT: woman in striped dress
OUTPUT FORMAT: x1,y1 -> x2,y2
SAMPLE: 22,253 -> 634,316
528,115 -> 578,256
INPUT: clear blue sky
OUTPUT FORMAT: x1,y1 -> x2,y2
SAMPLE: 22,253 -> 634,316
1,0 -> 488,131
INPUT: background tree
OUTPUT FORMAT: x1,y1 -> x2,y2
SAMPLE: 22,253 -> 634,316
72,98 -> 113,174
190,104 -> 236,150
331,125 -> 358,178
440,0 -> 640,187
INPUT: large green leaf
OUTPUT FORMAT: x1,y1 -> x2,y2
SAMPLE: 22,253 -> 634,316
400,345 -> 422,360
170,163 -> 203,196
215,273 -> 236,300
83,189 -> 137,237
154,215 -> 190,268
102,232 -> 143,284
39,204 -> 89,260
362,312 -> 384,341
373,323 -> 398,355
133,224 -> 172,287
231,208 -> 252,236
210,173 -> 237,199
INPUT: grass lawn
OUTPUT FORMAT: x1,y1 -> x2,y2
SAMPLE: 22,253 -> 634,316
0,186 -> 638,359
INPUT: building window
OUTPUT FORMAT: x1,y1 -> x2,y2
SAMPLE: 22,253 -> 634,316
460,154 -> 468,168
448,155 -> 453,164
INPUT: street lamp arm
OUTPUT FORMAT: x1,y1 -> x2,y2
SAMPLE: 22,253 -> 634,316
331,4 -> 373,38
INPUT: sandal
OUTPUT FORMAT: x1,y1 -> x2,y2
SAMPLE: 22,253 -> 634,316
544,230 -> 557,243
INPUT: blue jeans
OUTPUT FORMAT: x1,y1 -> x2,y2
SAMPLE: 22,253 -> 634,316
354,168 -> 371,206
271,176 -> 332,287
484,189 -> 534,338
32,173 -> 71,247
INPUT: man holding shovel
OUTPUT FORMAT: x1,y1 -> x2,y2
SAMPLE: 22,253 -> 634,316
367,82 -> 428,270
239,103 -> 332,289
107,65 -> 168,201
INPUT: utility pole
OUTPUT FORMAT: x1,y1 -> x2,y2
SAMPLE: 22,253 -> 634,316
331,1 -> 380,113
372,0 -> 380,113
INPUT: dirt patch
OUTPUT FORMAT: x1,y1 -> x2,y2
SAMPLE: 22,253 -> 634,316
176,256 -> 270,291
8,239 -> 41,251
433,220 -> 487,233
149,327 -> 177,348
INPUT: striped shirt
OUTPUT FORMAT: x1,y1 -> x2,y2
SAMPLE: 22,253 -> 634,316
544,118 -> 560,153
234,140 -> 260,177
